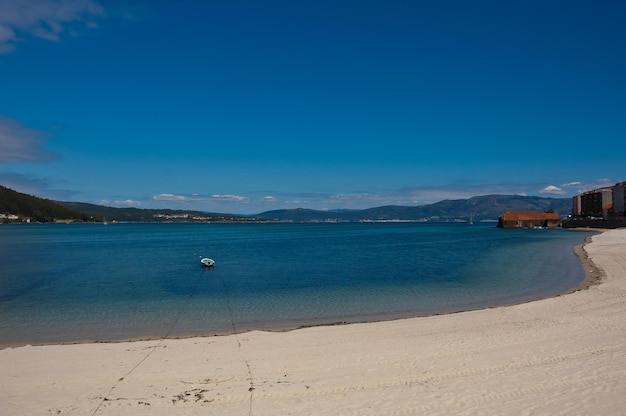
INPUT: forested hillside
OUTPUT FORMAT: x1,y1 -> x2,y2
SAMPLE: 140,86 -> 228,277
0,185 -> 95,222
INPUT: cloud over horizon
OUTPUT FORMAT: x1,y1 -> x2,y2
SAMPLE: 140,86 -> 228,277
1,173 -> 620,215
540,185 -> 566,195
110,180 -> 596,214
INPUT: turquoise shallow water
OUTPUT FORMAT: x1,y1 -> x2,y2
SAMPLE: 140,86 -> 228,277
0,222 -> 592,346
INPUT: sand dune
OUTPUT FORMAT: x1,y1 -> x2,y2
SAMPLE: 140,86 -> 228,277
1,228 -> 625,415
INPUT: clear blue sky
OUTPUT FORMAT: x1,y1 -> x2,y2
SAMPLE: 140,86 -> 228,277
1,0 -> 624,214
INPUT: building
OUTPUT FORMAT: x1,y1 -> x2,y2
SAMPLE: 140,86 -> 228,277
572,181 -> 626,219
613,182 -> 626,218
497,211 -> 561,229
580,187 -> 613,218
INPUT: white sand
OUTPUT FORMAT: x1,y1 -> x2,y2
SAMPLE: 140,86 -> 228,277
2,229 -> 625,416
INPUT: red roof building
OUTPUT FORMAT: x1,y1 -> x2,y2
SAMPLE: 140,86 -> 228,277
497,211 -> 561,229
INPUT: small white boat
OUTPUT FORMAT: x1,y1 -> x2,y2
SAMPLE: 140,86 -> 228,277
200,258 -> 215,267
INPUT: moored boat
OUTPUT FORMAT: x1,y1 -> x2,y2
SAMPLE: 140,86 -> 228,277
200,258 -> 215,267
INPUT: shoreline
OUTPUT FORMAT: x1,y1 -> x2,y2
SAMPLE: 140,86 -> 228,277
0,232 -> 603,350
1,228 -> 625,415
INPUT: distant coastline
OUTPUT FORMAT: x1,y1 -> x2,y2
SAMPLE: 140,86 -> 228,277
3,184 -> 574,224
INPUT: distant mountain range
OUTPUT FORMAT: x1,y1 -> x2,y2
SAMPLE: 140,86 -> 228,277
1,184 -> 572,223
254,195 -> 572,222
58,195 -> 572,223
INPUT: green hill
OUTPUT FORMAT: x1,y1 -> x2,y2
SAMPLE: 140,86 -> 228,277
57,201 -> 254,223
0,185 -> 96,223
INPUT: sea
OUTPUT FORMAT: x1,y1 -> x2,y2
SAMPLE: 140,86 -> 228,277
0,222 -> 594,347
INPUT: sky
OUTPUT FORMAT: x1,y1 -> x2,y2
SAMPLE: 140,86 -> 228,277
0,0 -> 624,214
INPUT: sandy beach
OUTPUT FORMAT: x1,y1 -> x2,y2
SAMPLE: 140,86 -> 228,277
1,228 -> 625,415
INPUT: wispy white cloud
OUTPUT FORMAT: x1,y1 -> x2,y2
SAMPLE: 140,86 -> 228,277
540,185 -> 566,195
9,178 -> 619,215
210,194 -> 249,202
0,0 -> 105,54
98,199 -> 142,207
153,193 -> 190,202
558,179 -> 617,195
0,116 -> 58,162
536,179 -> 622,197
153,193 -> 250,203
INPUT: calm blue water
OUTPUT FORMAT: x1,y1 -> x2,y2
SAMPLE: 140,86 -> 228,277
0,223 -> 593,346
